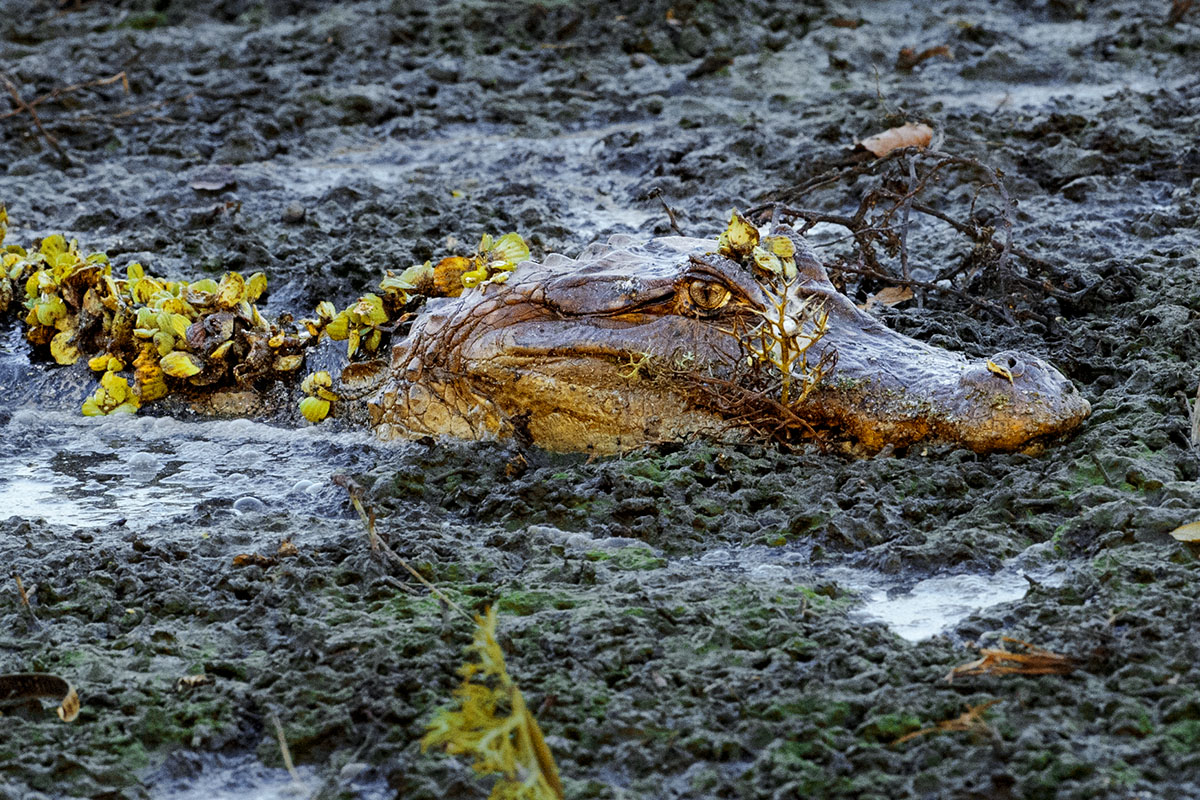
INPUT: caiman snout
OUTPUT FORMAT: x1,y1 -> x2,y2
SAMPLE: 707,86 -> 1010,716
949,349 -> 1091,452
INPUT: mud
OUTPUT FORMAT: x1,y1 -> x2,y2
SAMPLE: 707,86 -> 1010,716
2,1 -> 1200,798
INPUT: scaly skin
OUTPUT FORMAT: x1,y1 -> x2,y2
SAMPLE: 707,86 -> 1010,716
367,226 -> 1090,454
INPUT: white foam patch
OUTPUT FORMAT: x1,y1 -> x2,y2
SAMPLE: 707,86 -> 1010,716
0,410 -> 404,531
680,545 -> 1067,642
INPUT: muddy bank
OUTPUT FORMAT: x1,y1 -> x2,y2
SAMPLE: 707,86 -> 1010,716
3,0 -> 1200,798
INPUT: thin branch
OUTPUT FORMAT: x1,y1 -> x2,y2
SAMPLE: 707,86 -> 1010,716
0,73 -> 69,164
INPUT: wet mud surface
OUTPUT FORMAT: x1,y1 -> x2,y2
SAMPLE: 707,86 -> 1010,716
3,1 -> 1200,798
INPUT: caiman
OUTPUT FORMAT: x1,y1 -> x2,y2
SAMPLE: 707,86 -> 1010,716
363,225 -> 1090,454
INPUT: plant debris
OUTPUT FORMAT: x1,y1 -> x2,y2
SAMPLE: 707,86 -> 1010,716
748,144 -> 1092,328
893,699 -> 1001,745
855,122 -> 934,158
946,638 -> 1077,681
895,45 -> 953,71
422,606 -> 564,800
0,673 -> 80,722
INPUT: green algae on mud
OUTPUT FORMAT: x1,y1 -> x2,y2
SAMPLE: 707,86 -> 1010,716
4,0 -> 1200,798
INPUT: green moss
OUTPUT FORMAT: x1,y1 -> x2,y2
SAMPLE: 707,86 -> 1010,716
497,589 -> 578,615
859,712 -> 923,742
119,11 -> 169,30
623,459 -> 667,483
1166,720 -> 1200,752
609,547 -> 666,571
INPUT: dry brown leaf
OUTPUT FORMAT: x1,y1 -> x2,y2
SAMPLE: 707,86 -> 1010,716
856,123 -> 934,158
176,674 -> 214,692
896,45 -> 953,71
946,637 -> 1075,682
1169,520 -> 1200,542
0,673 -> 80,722
860,285 -> 914,310
433,256 -> 471,297
232,553 -> 276,568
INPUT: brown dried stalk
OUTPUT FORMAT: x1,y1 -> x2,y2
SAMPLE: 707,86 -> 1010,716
946,637 -> 1076,682
1,70 -> 130,164
893,699 -> 1000,746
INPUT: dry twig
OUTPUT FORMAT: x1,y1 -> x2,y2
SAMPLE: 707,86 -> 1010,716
0,73 -> 68,163
12,572 -> 38,627
333,474 -> 474,622
747,146 -> 1090,326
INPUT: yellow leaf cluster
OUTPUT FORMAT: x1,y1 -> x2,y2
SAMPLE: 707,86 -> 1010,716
324,293 -> 388,358
429,233 -> 530,298
0,206 -> 316,417
298,370 -> 337,423
422,607 -> 563,800
718,209 -> 799,281
82,370 -> 140,416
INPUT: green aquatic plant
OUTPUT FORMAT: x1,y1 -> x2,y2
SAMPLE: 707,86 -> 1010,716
1,202 -> 531,423
0,207 -> 312,415
422,606 -> 564,800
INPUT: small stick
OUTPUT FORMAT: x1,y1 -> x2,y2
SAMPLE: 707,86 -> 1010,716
0,71 -> 129,121
334,476 -> 474,622
1191,380 -> 1200,448
13,572 -> 39,627
898,153 -> 917,283
269,712 -> 304,789
650,188 -> 684,236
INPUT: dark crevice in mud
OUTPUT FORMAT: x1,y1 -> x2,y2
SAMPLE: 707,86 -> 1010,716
4,0 -> 1200,798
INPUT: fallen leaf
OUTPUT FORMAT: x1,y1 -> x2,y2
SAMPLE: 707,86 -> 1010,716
189,167 -> 237,193
986,359 -> 1015,384
1169,520 -> 1200,542
176,674 -> 213,691
896,45 -> 953,71
894,699 -> 1000,745
0,673 -> 80,722
856,122 -> 934,158
860,286 -> 914,310
232,553 -> 276,568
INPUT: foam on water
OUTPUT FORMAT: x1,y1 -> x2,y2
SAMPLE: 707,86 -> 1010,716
684,544 -> 1066,642
149,752 -> 389,800
0,409 -> 402,531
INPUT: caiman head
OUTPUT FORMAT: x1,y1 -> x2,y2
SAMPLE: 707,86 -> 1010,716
367,226 -> 1090,454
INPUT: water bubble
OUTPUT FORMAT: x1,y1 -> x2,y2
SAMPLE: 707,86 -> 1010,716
233,496 -> 268,514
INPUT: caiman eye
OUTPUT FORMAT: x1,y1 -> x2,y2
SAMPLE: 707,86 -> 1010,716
685,280 -> 731,313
